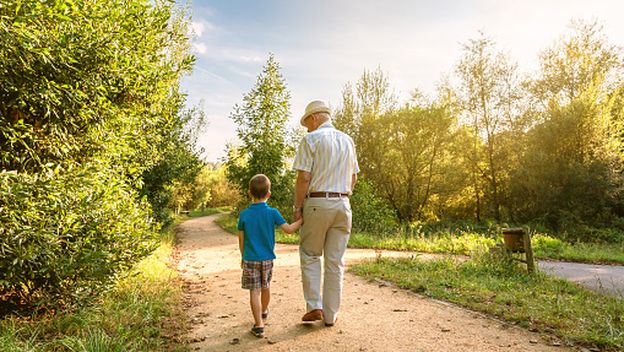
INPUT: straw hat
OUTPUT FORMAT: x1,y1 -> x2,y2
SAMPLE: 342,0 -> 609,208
300,100 -> 331,126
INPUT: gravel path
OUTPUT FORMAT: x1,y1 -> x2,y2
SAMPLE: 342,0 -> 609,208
175,215 -> 571,352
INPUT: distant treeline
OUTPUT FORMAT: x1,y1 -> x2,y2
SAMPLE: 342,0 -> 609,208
221,21 -> 624,243
332,21 -> 624,242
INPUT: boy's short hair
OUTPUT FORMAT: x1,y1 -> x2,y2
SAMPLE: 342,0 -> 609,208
249,174 -> 271,199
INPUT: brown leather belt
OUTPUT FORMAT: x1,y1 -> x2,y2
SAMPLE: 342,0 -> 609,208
307,192 -> 349,198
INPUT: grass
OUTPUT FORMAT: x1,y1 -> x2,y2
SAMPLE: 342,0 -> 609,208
214,212 -> 624,264
0,221 -> 188,352
350,254 -> 624,351
177,206 -> 232,221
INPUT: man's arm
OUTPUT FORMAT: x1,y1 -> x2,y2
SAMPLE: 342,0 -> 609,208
351,173 -> 357,192
294,170 -> 311,221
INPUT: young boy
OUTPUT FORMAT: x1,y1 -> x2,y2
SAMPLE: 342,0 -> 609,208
237,174 -> 302,338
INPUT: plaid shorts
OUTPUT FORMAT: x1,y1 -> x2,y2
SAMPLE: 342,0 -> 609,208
241,260 -> 273,290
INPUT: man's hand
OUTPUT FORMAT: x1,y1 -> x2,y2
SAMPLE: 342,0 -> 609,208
294,207 -> 303,221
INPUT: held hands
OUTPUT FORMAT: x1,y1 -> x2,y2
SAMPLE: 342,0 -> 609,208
293,207 -> 303,222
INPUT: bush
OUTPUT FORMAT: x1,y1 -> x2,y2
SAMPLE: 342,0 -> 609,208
532,234 -> 566,256
0,0 -> 195,312
350,178 -> 398,234
0,166 -> 158,311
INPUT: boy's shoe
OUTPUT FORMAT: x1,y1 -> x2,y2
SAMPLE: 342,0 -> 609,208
262,309 -> 269,320
251,325 -> 265,338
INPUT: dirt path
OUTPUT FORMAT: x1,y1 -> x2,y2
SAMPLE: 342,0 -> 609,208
175,215 -> 571,352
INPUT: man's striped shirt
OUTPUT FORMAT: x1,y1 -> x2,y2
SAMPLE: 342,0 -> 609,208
293,121 -> 359,194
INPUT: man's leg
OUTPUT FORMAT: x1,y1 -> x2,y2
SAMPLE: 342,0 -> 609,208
322,199 -> 351,325
249,289 -> 263,327
300,199 -> 330,313
300,246 -> 322,312
322,228 -> 350,324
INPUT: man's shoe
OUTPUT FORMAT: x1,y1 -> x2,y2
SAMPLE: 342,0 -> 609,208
301,309 -> 323,322
324,317 -> 337,327
262,309 -> 269,320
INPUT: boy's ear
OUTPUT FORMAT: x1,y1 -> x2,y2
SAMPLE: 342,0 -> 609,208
267,190 -> 271,199
248,190 -> 253,199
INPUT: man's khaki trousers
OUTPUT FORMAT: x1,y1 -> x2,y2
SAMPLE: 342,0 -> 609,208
299,196 -> 351,324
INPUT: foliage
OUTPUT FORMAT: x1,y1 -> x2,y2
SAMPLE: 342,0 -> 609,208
331,21 -> 624,243
0,166 -> 158,310
224,54 -> 296,216
0,222 -> 186,351
349,178 -> 397,234
510,22 -> 624,233
455,33 -> 522,221
0,0 -> 196,309
190,163 -> 241,210
140,106 -> 206,226
352,256 -> 624,350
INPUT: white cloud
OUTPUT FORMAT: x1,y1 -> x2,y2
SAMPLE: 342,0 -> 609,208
190,21 -> 205,37
192,42 -> 207,54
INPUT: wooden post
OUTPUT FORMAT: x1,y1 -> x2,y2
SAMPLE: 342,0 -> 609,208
522,228 -> 535,273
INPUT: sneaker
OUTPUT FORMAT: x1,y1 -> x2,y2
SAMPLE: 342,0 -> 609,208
251,325 -> 265,338
262,309 -> 269,320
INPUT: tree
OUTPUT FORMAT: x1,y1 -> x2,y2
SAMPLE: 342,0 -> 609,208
334,66 -> 397,149
455,33 -> 522,221
511,22 -> 624,233
363,103 -> 458,222
224,54 -> 294,213
0,0 -> 197,310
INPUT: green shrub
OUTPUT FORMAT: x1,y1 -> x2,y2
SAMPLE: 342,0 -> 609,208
350,178 -> 398,234
532,233 -> 566,256
0,165 -> 158,310
0,0 -> 196,312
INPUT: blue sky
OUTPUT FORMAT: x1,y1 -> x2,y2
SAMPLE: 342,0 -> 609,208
181,0 -> 624,162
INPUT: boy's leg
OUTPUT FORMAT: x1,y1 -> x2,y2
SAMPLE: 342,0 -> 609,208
261,287 -> 270,314
249,289 -> 263,327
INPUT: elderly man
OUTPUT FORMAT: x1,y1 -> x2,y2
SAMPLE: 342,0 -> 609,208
292,100 -> 359,327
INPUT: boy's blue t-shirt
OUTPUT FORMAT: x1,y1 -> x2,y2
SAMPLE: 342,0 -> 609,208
237,202 -> 286,261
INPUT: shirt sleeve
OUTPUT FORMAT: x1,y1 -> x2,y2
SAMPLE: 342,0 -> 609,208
237,215 -> 244,231
292,137 -> 313,172
273,209 -> 287,226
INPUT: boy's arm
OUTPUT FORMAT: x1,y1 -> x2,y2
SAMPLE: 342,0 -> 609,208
237,231 -> 244,267
280,218 -> 303,234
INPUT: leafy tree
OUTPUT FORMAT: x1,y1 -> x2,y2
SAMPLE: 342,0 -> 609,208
511,22 -> 624,233
0,0 -> 196,310
363,103 -> 458,222
455,33 -> 522,221
224,54 -> 295,214
191,164 -> 241,210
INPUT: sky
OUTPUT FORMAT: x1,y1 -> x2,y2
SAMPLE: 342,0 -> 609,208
180,0 -> 624,162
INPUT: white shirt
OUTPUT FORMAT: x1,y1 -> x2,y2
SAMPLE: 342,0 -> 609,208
293,121 -> 360,194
